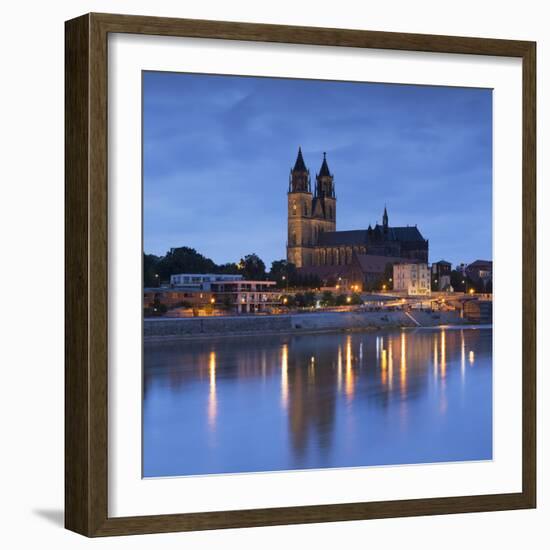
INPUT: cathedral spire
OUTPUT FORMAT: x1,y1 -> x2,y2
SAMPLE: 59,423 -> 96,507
383,205 -> 389,230
319,151 -> 331,177
289,147 -> 310,193
315,152 -> 335,198
293,146 -> 307,172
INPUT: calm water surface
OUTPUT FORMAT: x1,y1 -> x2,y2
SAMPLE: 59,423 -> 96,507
143,327 -> 492,477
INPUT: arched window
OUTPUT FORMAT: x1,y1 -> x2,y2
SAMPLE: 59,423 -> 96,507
292,202 -> 297,215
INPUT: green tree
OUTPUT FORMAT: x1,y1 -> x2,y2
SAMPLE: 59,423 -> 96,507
238,253 -> 266,280
294,293 -> 306,308
303,291 -> 316,308
270,259 -> 297,287
157,246 -> 217,281
143,253 -> 161,287
450,269 -> 467,292
320,290 -> 335,307
350,292 -> 363,305
217,262 -> 240,275
281,294 -> 295,308
335,294 -> 348,306
297,273 -> 322,289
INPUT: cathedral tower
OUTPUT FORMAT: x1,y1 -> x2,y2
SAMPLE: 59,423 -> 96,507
287,147 -> 314,267
312,152 -> 336,233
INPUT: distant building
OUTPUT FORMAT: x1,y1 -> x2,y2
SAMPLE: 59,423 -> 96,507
393,263 -> 431,296
431,260 -> 452,291
286,148 -> 429,272
209,279 -> 280,314
170,273 -> 243,289
465,260 -> 493,285
143,288 -> 213,310
166,273 -> 280,314
349,254 -> 404,288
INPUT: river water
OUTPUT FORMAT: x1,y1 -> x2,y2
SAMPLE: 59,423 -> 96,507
143,327 -> 492,477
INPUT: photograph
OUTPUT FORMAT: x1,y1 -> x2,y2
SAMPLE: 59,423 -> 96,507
141,71 -> 494,478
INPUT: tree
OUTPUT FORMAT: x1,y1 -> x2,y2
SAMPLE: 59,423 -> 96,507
297,273 -> 322,289
335,294 -> 348,306
281,294 -> 295,308
350,292 -> 363,305
294,293 -> 306,308
143,253 -> 161,287
303,291 -> 316,308
238,253 -> 266,280
157,246 -> 217,281
320,291 -> 335,307
450,269 -> 467,292
270,259 -> 297,287
217,262 -> 240,275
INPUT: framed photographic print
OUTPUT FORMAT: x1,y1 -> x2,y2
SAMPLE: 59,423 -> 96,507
65,13 -> 536,537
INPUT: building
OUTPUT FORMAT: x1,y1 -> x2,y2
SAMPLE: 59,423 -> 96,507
168,273 -> 281,314
170,273 -> 243,289
393,263 -> 431,296
286,148 -> 429,273
209,279 -> 280,314
431,260 -> 452,291
465,260 -> 493,285
143,288 -> 213,310
349,253 -> 405,289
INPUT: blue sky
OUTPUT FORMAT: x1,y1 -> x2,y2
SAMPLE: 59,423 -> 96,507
143,71 -> 492,268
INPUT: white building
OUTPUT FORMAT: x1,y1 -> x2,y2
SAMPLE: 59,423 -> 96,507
169,273 -> 280,313
170,273 -> 243,290
393,263 -> 431,296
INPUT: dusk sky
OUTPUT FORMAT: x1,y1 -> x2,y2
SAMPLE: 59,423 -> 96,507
143,71 -> 492,268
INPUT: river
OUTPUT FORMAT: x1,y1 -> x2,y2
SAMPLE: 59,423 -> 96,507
143,326 -> 492,477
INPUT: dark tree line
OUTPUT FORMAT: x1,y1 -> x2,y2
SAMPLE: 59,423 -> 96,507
144,247 -> 321,288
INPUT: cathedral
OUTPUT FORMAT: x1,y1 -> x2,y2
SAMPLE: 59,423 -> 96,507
286,147 -> 429,273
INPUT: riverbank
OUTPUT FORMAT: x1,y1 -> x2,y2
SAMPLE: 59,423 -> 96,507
144,309 -> 472,341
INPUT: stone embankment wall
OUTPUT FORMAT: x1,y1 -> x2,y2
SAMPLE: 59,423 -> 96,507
144,310 -> 468,340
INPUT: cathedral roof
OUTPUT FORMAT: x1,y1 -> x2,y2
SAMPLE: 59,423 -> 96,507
317,225 -> 426,247
385,226 -> 426,242
293,147 -> 307,172
318,230 -> 369,246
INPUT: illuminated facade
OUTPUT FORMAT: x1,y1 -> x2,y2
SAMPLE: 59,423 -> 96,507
393,263 -> 431,296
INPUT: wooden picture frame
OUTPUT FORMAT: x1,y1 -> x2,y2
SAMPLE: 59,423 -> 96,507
65,12 -> 536,537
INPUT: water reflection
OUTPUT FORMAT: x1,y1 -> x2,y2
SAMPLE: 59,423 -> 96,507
143,327 -> 492,477
281,344 -> 288,408
208,351 -> 217,430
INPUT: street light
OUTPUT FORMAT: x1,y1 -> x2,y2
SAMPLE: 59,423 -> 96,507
155,273 -> 159,287
282,274 -> 288,291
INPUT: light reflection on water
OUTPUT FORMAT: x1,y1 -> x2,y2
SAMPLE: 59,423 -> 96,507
143,327 -> 492,477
